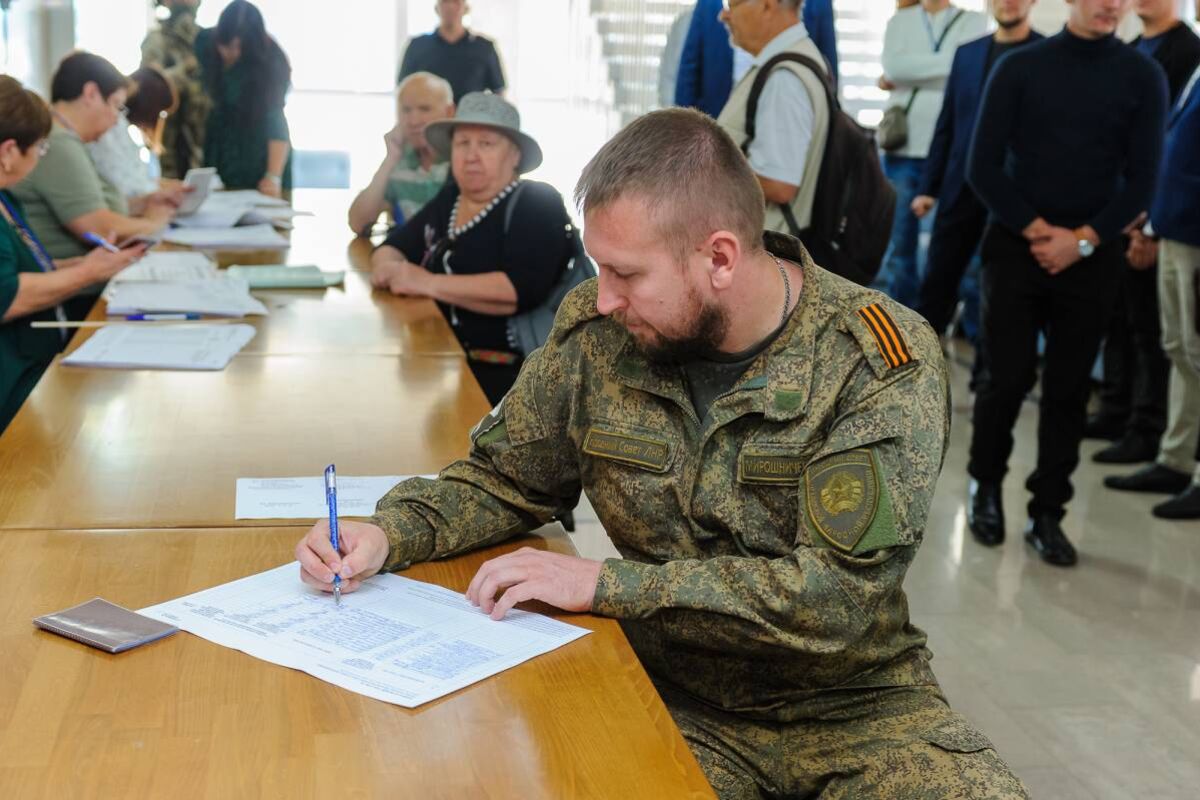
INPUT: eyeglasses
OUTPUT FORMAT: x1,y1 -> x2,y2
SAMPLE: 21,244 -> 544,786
723,0 -> 751,9
35,139 -> 50,157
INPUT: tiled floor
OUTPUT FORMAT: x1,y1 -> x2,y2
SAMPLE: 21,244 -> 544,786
561,348 -> 1200,800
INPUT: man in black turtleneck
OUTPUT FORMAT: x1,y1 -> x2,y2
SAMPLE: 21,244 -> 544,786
963,0 -> 1168,567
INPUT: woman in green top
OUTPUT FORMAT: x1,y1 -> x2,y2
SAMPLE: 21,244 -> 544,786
196,0 -> 292,197
0,76 -> 145,431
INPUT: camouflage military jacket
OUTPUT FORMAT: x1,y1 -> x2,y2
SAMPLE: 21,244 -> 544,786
141,13 -> 209,178
372,233 -> 950,721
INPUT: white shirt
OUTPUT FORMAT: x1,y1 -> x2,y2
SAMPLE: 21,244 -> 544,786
87,113 -> 159,199
880,5 -> 988,159
746,22 -> 816,187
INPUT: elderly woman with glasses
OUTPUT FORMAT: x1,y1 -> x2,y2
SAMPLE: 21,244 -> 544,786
370,92 -> 574,404
0,76 -> 146,431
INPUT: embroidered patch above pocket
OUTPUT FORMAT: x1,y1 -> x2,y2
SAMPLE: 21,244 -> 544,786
582,427 -> 671,472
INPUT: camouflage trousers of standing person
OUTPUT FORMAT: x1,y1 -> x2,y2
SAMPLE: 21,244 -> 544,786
661,683 -> 1030,799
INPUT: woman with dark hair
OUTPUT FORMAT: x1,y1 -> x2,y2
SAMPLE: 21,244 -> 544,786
88,66 -> 180,200
0,76 -> 145,431
196,0 -> 292,197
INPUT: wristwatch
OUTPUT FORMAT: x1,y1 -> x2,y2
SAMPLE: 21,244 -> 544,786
1077,238 -> 1095,259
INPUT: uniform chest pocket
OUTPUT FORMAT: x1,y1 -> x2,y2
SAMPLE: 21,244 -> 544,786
733,441 -> 816,555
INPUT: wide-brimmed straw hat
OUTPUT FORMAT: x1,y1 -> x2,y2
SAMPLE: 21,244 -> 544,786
424,91 -> 543,174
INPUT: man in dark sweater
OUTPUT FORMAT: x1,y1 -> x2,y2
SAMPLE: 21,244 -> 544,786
1088,0 -> 1200,463
964,0 -> 1168,566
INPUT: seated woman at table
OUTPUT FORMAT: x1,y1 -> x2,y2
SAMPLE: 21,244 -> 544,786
0,77 -> 145,431
10,52 -> 181,262
347,71 -> 454,237
370,92 -> 573,405
196,0 -> 292,198
88,66 -> 180,202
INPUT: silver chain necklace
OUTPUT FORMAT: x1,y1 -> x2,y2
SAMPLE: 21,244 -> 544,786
448,180 -> 520,241
772,255 -> 792,328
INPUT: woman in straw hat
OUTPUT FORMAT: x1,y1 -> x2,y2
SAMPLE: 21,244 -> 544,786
371,91 -> 574,404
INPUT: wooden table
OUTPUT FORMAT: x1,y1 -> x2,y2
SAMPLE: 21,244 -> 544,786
0,353 -> 490,530
0,528 -> 713,799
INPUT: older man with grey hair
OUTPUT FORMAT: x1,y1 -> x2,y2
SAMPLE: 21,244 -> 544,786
716,0 -> 829,238
348,71 -> 454,235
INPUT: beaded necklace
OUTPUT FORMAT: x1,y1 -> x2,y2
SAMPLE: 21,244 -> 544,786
447,180 -> 519,241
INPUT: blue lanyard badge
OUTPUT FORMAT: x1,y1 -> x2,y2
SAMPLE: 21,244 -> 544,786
0,193 -> 56,274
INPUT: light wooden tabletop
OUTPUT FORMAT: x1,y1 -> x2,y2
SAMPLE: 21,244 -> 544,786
0,352 -> 490,530
0,527 -> 714,799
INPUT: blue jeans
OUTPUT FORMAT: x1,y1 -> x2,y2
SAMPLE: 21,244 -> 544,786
876,155 -> 932,309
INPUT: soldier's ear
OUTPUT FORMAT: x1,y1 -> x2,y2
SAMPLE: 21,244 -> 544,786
704,230 -> 740,291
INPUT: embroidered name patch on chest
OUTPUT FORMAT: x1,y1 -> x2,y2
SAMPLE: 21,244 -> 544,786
738,453 -> 806,484
582,428 -> 671,472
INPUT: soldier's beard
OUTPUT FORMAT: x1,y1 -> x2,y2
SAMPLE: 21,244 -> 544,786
617,291 -> 729,366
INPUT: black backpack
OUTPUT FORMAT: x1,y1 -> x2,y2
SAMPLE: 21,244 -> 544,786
743,53 -> 896,286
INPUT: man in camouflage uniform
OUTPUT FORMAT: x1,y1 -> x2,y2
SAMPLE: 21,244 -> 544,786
140,0 -> 209,178
296,109 -> 1028,799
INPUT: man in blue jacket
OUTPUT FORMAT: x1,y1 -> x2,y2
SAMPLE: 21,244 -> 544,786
675,0 -> 838,117
911,0 -> 1041,345
1105,48 -> 1200,519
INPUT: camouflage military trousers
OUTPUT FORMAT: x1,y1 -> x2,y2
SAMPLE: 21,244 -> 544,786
662,684 -> 1029,799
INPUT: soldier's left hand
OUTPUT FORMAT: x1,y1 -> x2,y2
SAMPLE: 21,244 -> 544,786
466,547 -> 603,620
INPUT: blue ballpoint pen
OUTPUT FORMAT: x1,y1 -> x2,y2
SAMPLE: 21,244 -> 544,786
325,464 -> 342,606
123,313 -> 202,321
81,232 -> 120,253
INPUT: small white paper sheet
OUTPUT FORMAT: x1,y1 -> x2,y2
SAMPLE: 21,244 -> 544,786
110,251 -> 217,283
106,276 -> 268,317
161,223 -> 289,249
235,475 -> 436,519
62,323 -> 256,370
139,563 -> 591,708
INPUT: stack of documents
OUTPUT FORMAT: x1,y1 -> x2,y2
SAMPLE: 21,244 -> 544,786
106,275 -> 268,317
161,223 -> 289,249
139,563 -> 591,708
226,264 -> 344,289
63,324 -> 256,370
110,251 -> 217,283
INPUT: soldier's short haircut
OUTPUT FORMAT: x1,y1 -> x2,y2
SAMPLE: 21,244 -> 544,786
575,108 -> 766,260
50,51 -> 129,103
397,71 -> 454,107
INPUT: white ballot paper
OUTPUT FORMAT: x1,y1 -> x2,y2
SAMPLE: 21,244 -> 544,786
236,475 -> 437,519
161,223 -> 289,249
106,276 -> 268,317
140,563 -> 591,707
110,251 -> 217,283
62,323 -> 256,370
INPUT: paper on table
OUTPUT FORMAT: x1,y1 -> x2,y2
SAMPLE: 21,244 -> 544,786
62,323 -> 256,370
106,276 -> 268,317
110,251 -> 217,283
139,563 -> 591,708
207,189 -> 291,208
225,265 -> 344,289
161,223 -> 289,249
235,475 -> 436,519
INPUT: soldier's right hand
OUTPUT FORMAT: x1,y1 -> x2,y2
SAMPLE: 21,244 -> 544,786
295,519 -> 390,594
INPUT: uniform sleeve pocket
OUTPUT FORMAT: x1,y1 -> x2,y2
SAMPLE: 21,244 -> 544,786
920,715 -> 996,754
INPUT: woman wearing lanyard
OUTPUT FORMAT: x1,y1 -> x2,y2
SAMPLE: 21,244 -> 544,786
0,76 -> 145,432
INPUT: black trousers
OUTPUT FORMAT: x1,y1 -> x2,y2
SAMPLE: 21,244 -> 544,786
1095,262 -> 1169,436
968,225 -> 1124,519
468,359 -> 523,407
915,190 -> 989,336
